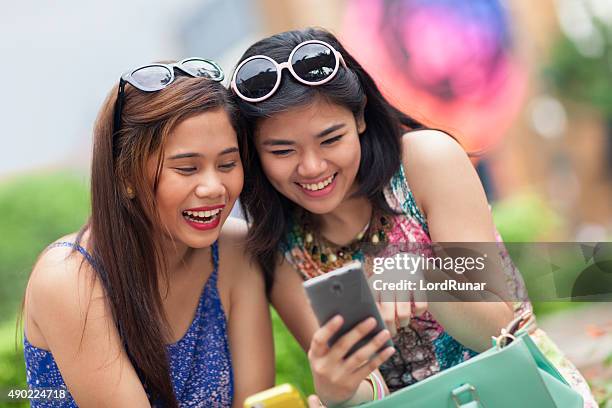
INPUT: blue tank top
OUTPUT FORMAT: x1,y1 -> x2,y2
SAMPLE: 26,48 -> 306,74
24,241 -> 233,407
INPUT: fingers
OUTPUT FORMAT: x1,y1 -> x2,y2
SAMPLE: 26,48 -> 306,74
343,328 -> 392,371
307,317 -> 394,406
395,301 -> 412,327
353,346 -> 396,381
307,395 -> 324,408
379,292 -> 429,335
309,315 -> 343,358
412,300 -> 428,317
411,283 -> 428,317
328,317 -> 377,361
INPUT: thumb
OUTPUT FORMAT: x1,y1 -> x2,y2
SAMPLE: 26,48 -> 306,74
307,394 -> 324,407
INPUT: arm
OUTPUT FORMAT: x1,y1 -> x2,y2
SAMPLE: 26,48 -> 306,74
219,218 -> 275,407
25,247 -> 151,407
402,130 -> 514,351
270,258 -> 319,351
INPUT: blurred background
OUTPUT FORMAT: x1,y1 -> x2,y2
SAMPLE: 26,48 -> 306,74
0,0 -> 610,406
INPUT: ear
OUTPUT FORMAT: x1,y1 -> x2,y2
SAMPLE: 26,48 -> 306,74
357,97 -> 367,134
124,181 -> 136,199
357,115 -> 366,134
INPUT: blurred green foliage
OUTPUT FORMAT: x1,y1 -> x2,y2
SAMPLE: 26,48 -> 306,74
0,319 -> 27,408
545,22 -> 612,117
543,20 -> 612,405
0,171 -> 90,319
271,310 -> 314,396
491,194 -> 592,316
491,192 -> 563,242
0,171 -> 89,407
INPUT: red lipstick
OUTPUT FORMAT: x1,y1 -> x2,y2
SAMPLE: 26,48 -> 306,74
182,204 -> 225,231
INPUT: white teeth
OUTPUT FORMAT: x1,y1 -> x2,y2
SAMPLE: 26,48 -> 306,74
183,208 -> 223,223
299,174 -> 335,191
184,209 -> 222,216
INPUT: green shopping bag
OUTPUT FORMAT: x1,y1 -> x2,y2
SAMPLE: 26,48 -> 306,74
361,314 -> 583,408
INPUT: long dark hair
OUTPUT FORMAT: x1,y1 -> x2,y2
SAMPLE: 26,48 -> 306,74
234,28 -> 423,293
78,75 -> 241,406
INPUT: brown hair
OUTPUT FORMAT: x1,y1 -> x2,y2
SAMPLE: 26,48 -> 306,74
76,75 -> 242,406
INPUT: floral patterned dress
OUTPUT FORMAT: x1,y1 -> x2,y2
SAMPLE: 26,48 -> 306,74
283,165 -> 597,407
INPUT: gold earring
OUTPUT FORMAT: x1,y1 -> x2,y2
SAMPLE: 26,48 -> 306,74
126,186 -> 135,199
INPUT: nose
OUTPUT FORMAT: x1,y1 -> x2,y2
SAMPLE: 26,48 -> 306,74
297,150 -> 328,178
194,172 -> 226,200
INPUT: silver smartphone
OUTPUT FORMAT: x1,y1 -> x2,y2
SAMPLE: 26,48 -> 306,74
303,262 -> 393,357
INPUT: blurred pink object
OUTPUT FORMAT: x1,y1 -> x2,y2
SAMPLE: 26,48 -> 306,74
341,0 -> 528,154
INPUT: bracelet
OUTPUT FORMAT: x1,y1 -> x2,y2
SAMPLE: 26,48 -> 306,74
366,374 -> 378,401
373,372 -> 386,399
366,373 -> 385,401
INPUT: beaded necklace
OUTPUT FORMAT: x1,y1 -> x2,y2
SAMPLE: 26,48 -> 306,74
295,210 -> 393,273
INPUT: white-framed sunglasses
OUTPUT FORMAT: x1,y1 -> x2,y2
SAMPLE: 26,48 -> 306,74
231,40 -> 347,103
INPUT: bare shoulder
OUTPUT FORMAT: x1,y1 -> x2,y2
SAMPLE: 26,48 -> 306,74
400,130 -> 477,216
24,235 -> 150,405
401,129 -> 467,167
26,234 -> 104,329
29,233 -> 97,299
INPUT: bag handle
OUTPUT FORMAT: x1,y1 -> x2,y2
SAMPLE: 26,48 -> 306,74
451,383 -> 485,408
493,311 -> 535,349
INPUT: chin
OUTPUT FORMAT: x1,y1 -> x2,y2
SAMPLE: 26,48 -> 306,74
296,198 -> 340,215
177,224 -> 223,249
184,234 -> 218,249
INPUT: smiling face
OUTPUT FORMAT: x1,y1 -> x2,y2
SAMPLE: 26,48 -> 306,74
255,97 -> 365,214
150,108 -> 243,249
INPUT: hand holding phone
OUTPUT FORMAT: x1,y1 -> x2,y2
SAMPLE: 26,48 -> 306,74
303,262 -> 396,406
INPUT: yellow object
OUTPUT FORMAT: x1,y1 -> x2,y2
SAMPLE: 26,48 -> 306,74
243,384 -> 306,408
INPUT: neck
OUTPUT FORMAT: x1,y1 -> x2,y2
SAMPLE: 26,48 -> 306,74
316,194 -> 372,246
159,238 -> 198,282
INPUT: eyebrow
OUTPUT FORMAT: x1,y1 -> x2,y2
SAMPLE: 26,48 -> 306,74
167,147 -> 239,160
316,123 -> 346,138
261,123 -> 346,146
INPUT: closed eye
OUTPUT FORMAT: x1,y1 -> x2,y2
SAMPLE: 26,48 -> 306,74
174,167 -> 196,174
219,161 -> 238,170
321,135 -> 343,145
270,149 -> 294,156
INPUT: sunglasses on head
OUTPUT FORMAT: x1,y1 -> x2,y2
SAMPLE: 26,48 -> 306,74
230,40 -> 346,103
112,58 -> 224,156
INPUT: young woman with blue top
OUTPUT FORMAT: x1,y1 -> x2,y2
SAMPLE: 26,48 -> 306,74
22,59 -> 274,407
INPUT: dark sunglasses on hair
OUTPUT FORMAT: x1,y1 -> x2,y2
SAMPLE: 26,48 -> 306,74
112,58 -> 224,155
230,40 -> 346,103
